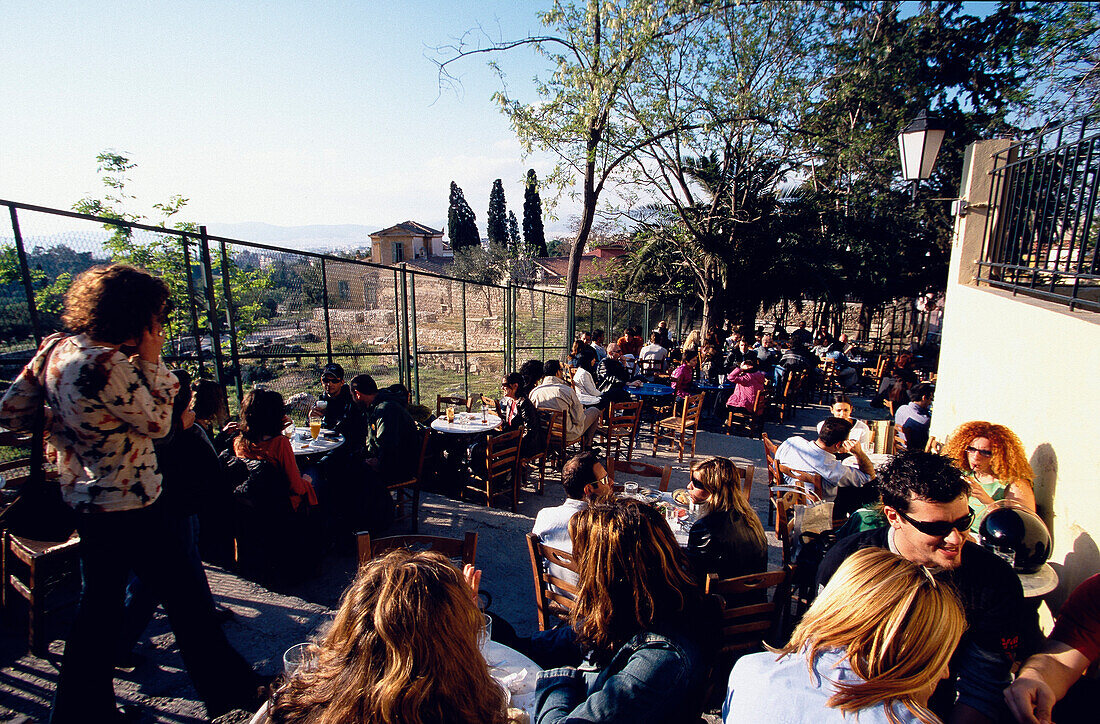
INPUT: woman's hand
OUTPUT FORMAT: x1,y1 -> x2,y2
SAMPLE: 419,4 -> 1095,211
137,324 -> 165,363
967,477 -> 996,505
463,563 -> 482,604
221,421 -> 240,436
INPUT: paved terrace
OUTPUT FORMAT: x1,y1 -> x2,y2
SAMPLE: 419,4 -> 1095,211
0,396 -> 890,723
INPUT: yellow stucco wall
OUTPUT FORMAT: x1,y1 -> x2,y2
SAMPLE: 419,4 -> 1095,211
934,141 -> 1100,617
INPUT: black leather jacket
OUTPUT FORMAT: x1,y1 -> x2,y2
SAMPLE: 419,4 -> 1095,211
685,509 -> 767,580
595,357 -> 633,393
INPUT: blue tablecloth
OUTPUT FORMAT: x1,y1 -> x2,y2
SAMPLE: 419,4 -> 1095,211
630,383 -> 674,397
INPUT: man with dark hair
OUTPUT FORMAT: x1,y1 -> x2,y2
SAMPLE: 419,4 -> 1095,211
531,451 -> 611,586
895,382 -> 934,452
595,342 -> 643,405
818,452 -> 1040,724
350,373 -> 418,485
774,417 -> 875,501
790,320 -> 812,347
639,331 -> 669,370
590,329 -> 607,361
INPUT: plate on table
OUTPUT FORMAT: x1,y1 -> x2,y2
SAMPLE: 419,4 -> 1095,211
671,488 -> 691,506
321,429 -> 339,439
628,487 -> 661,503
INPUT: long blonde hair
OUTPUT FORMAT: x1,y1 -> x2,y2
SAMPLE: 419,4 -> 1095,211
778,548 -> 966,724
689,457 -> 765,548
568,500 -> 701,665
943,420 -> 1033,486
270,550 -> 508,724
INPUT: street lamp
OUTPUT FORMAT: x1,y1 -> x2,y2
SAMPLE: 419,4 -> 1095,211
897,110 -> 947,201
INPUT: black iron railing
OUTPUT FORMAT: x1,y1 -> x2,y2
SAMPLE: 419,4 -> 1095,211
979,115 -> 1100,312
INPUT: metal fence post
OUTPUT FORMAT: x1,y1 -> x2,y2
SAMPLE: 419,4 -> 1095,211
608,297 -> 614,339
644,300 -> 650,338
216,232 -> 244,406
180,235 -> 206,378
676,300 -> 683,345
461,281 -> 469,398
320,257 -> 333,363
399,264 -> 413,403
393,270 -> 404,388
198,228 -> 228,395
8,207 -> 42,344
408,269 -> 419,405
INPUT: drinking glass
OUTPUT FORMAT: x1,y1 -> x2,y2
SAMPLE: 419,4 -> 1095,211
446,406 -> 455,423
479,613 -> 492,655
283,642 -> 315,676
309,419 -> 321,441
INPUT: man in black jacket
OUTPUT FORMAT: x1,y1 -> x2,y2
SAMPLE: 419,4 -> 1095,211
817,452 -> 1040,724
595,343 -> 641,405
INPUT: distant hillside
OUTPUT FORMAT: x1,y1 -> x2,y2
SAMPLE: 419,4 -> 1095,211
205,222 -> 380,251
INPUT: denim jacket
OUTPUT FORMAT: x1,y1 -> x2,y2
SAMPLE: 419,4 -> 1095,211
533,622 -> 709,724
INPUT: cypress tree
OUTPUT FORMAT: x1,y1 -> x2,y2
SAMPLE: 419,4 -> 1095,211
522,169 -> 548,256
507,211 -> 521,252
447,181 -> 480,250
486,179 -> 508,248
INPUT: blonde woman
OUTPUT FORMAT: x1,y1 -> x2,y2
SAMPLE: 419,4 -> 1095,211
268,549 -> 513,724
724,548 -> 966,724
685,457 -> 767,579
942,421 -> 1036,533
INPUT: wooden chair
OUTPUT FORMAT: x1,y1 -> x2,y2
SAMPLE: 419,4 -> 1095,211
357,531 -> 478,567
869,420 -> 896,455
862,353 -> 889,395
652,392 -> 704,462
563,365 -> 576,386
543,406 -> 584,471
761,433 -> 781,525
639,357 -> 665,377
925,435 -> 942,454
594,401 -> 641,468
0,458 -> 81,655
773,370 -> 805,420
436,394 -> 469,416
608,458 -> 673,492
703,568 -> 794,707
725,388 -> 767,438
520,409 -> 556,495
894,424 -> 908,453
388,427 -> 429,532
526,533 -> 579,631
737,463 -> 755,501
465,428 -> 523,511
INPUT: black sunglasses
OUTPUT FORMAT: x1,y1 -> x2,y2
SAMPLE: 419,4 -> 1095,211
895,508 -> 974,537
966,446 -> 993,458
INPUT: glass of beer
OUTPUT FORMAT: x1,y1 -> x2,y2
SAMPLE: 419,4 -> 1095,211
309,418 -> 322,441
446,406 -> 455,423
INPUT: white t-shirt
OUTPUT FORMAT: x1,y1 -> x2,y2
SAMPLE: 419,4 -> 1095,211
775,436 -> 872,500
639,342 -> 668,362
815,418 -> 872,450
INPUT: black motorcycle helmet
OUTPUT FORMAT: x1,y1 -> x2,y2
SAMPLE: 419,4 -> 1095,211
977,501 -> 1052,573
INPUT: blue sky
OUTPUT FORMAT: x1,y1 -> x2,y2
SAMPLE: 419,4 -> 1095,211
1,1 -> 565,233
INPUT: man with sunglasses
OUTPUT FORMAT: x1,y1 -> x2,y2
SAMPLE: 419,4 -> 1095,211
816,451 -> 1040,724
532,451 -> 612,589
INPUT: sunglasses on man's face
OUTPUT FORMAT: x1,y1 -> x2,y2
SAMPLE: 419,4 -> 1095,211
966,446 -> 993,458
895,508 -> 974,538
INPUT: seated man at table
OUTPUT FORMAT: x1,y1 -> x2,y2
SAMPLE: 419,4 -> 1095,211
531,451 -> 612,587
774,418 -> 875,508
311,362 -> 352,427
639,331 -> 669,372
895,382 -> 934,452
818,452 -> 1041,724
1005,574 -> 1100,724
589,329 -> 607,361
595,343 -> 643,405
529,360 -> 602,447
349,374 -> 416,525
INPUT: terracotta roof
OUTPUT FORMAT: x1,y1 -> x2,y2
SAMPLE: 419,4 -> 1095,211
533,254 -> 622,284
371,221 -> 442,237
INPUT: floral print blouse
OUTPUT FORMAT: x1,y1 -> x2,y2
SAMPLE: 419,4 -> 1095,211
0,333 -> 178,513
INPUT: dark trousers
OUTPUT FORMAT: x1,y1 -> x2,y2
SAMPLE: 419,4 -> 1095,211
118,514 -> 218,657
51,502 -> 258,724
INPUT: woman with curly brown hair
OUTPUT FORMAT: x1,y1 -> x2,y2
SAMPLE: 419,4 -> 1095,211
267,549 -> 511,724
943,421 -> 1036,533
685,457 -> 767,579
534,499 -> 715,723
0,264 -> 262,723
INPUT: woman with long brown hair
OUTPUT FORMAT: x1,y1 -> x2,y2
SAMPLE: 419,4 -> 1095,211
724,548 -> 967,724
268,549 -> 511,724
942,420 -> 1036,533
233,388 -> 316,511
684,456 -> 767,579
534,499 -> 714,723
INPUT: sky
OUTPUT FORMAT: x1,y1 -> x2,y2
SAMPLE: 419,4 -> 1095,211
0,1 -> 569,237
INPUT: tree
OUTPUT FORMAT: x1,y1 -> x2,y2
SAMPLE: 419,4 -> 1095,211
506,211 -> 521,252
447,181 -> 480,249
522,169 -> 548,256
437,0 -> 712,310
486,179 -> 509,247
449,246 -> 509,316
71,151 -> 272,346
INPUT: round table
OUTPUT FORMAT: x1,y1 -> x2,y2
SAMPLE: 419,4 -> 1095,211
619,487 -> 694,548
485,639 -> 543,717
430,411 -> 502,434
289,427 -> 345,456
1018,562 -> 1059,598
629,383 -> 674,398
693,381 -> 733,392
